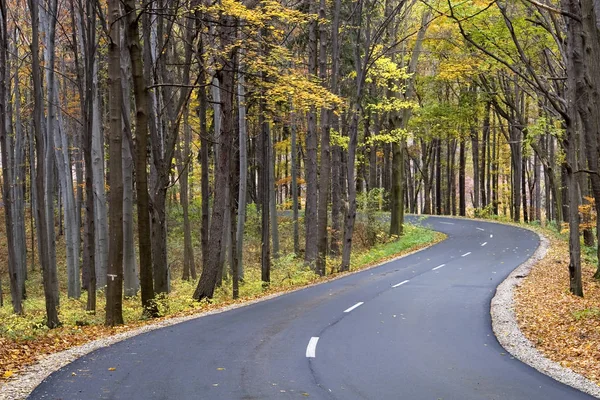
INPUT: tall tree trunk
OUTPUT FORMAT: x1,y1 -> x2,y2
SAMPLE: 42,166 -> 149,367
492,124 -> 498,215
230,138 -> 240,299
291,109 -> 300,256
193,13 -> 236,300
341,108 -> 360,271
197,33 -> 210,274
563,0 -> 584,296
12,34 -> 27,299
390,139 -> 405,232
269,127 -> 280,260
0,0 -> 22,314
74,0 -> 97,311
481,102 -> 490,207
579,0 -> 600,278
105,0 -> 124,326
510,123 -> 522,222
534,154 -> 541,221
522,152 -> 528,223
435,139 -> 442,215
236,60 -> 248,279
316,0 -> 330,276
179,112 -> 196,281
459,139 -> 466,216
304,0 -> 319,265
260,112 -> 271,284
471,122 -> 480,210
121,46 -> 139,296
390,9 -> 430,231
54,84 -> 80,298
124,0 -> 156,315
43,0 -> 60,314
92,61 -> 108,289
329,0 -> 342,257
30,0 -> 59,327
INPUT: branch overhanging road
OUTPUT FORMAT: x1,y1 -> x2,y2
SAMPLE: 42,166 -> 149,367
29,216 -> 595,400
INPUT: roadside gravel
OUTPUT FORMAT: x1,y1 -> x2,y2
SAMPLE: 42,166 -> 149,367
491,231 -> 600,398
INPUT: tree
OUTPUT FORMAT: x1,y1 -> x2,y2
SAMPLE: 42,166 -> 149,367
193,10 -> 237,301
123,0 -> 157,316
105,0 -> 124,326
29,0 -> 59,328
316,0 -> 331,276
0,0 -> 22,314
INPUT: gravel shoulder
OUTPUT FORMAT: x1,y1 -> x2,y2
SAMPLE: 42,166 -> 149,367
491,229 -> 600,398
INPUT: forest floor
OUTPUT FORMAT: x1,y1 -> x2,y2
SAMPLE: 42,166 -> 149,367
515,226 -> 600,387
0,216 -> 443,382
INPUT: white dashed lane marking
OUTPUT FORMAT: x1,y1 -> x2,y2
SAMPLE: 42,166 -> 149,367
481,242 -> 487,247
306,337 -> 319,358
392,280 -> 410,288
461,252 -> 471,257
344,302 -> 364,313
432,264 -> 445,271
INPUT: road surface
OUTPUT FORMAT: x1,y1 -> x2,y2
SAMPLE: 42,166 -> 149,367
29,216 -> 595,399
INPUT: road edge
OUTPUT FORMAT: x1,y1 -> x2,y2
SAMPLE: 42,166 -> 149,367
491,230 -> 600,398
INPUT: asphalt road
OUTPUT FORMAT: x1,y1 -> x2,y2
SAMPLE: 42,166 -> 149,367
29,216 -> 595,400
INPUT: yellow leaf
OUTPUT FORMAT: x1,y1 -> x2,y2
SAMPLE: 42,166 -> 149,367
3,370 -> 14,378
108,367 -> 116,371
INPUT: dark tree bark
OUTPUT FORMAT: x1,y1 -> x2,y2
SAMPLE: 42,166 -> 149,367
304,0 -> 319,265
435,139 -> 442,215
316,0 -> 330,276
193,13 -> 237,300
30,0 -> 60,328
481,102 -> 490,207
72,0 -> 97,311
329,0 -> 342,257
260,110 -> 271,284
197,33 -> 210,274
290,112 -> 300,256
124,0 -> 157,316
459,139 -> 466,216
563,0 -> 584,296
470,88 -> 480,210
0,0 -> 22,314
105,0 -> 124,326
522,151 -> 528,223
236,53 -> 248,279
579,0 -> 600,278
179,113 -> 196,281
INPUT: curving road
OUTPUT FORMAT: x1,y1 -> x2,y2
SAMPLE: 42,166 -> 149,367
29,216 -> 595,400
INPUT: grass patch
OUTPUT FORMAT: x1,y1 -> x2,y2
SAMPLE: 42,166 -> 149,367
352,224 -> 439,268
572,307 -> 600,321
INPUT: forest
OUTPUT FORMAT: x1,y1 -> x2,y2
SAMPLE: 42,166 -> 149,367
0,0 -> 599,333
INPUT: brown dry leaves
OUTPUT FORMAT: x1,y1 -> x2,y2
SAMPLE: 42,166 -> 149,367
0,325 -> 127,380
515,233 -> 600,385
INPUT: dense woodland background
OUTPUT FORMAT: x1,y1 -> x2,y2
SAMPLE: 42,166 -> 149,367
0,0 -> 599,328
